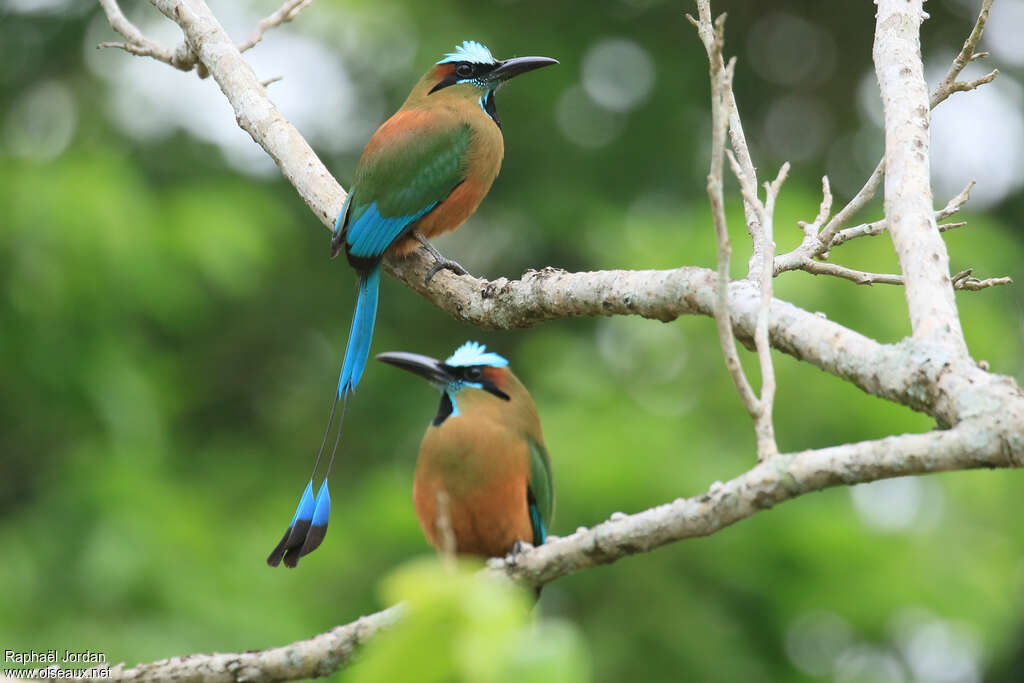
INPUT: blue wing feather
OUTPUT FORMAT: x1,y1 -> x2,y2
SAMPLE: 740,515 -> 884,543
346,201 -> 437,260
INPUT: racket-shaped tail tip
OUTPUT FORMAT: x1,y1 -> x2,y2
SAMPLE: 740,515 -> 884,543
298,479 -> 331,559
267,481 -> 316,568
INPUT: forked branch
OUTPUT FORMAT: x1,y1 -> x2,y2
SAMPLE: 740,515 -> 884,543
773,0 -> 1004,290
688,5 -> 780,461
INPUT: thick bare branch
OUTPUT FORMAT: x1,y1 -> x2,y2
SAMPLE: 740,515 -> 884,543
100,605 -> 401,682
99,0 -> 1010,427
147,0 -> 343,227
108,0 -> 1011,414
100,0 -> 1013,433
495,419 -> 1022,586
874,0 -> 966,352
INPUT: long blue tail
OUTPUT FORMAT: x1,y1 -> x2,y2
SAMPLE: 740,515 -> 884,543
267,263 -> 381,568
337,262 -> 382,397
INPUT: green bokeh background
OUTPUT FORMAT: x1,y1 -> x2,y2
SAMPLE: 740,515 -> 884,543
2,0 -> 1024,681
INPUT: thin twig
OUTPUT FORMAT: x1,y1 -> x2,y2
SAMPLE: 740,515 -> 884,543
239,0 -> 315,53
773,0 -> 996,272
818,159 -> 884,251
827,180 -> 975,249
96,0 -> 197,71
696,5 -> 780,462
752,164 -> 787,461
931,0 -> 996,108
801,261 -> 904,286
695,12 -> 760,423
97,0 -> 313,75
689,2 -> 762,263
809,176 -> 833,233
952,268 -> 1013,291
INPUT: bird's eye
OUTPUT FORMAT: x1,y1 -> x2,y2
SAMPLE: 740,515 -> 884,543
465,367 -> 483,381
455,64 -> 474,79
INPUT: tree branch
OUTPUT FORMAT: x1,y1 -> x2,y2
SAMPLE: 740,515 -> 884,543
687,3 -> 762,262
97,0 -> 198,71
689,7 -> 781,462
828,180 -> 975,249
874,0 -> 967,352
99,0 -> 315,78
144,0 -> 344,227
931,0 -> 997,108
697,15 -> 762,440
51,417 -> 1024,682
724,148 -> 787,460
101,605 -> 402,682
91,0 -> 1014,532
239,0 -> 315,53
116,0 -> 1004,377
774,0 -> 997,283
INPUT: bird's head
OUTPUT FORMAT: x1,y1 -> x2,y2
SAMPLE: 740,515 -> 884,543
377,341 -> 523,426
413,41 -> 558,126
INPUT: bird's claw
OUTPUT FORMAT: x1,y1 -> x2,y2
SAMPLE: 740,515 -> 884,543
412,231 -> 471,285
424,257 -> 469,285
504,539 -> 534,565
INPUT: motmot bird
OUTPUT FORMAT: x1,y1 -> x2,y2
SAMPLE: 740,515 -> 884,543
267,42 -> 557,568
377,342 -> 554,558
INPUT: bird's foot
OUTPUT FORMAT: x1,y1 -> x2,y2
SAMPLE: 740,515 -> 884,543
505,540 -> 534,566
424,257 -> 469,285
412,232 -> 470,284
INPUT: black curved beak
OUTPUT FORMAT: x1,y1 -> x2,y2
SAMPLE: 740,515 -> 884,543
377,352 -> 456,387
489,56 -> 559,83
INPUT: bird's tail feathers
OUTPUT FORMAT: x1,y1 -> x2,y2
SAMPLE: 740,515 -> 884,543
268,261 -> 377,568
266,264 -> 379,568
265,477 -> 333,568
338,263 -> 382,396
266,479 -> 316,567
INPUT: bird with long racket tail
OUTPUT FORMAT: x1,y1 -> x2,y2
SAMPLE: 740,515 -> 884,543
266,42 -> 558,568
377,342 -> 554,559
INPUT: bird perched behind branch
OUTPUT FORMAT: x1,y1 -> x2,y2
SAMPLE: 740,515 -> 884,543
378,342 -> 554,559
267,42 -> 557,568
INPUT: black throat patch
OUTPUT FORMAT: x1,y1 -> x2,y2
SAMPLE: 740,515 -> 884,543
433,392 -> 454,426
482,90 -> 501,128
